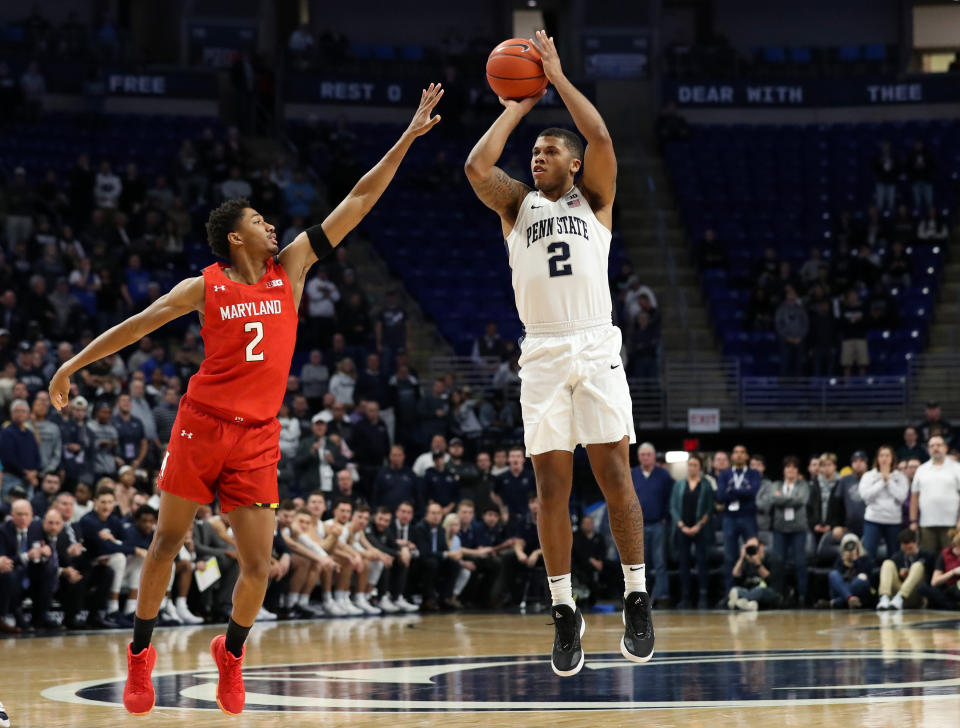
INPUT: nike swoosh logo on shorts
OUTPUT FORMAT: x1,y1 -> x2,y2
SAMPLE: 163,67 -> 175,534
610,364 -> 620,370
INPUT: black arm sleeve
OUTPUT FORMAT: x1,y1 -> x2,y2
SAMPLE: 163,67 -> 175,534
306,225 -> 336,261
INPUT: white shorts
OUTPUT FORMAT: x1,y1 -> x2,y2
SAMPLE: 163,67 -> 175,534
518,323 -> 636,456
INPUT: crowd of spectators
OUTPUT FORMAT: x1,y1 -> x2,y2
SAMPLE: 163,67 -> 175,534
3,385 -> 958,632
627,411 -> 960,613
698,165 -> 950,377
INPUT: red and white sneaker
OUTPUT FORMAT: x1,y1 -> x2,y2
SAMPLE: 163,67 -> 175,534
123,643 -> 157,716
209,634 -> 245,715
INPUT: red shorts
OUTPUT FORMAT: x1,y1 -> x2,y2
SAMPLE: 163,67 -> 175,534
157,396 -> 281,513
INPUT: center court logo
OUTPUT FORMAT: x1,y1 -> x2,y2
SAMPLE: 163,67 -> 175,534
42,649 -> 960,713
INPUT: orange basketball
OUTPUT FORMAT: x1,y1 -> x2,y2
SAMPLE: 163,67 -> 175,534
486,38 -> 547,100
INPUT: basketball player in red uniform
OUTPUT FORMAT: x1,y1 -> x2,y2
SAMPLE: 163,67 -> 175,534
48,83 -> 444,716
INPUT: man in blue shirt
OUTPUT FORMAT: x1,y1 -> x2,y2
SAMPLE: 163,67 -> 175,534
372,445 -> 420,513
424,452 -> 459,515
493,446 -> 535,524
77,483 -> 136,626
0,399 -> 41,496
717,444 -> 763,594
630,442 -> 674,608
111,394 -> 147,470
120,505 -> 156,620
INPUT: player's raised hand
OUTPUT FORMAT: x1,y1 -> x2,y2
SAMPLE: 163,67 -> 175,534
49,368 -> 70,412
530,30 -> 563,83
406,82 -> 444,137
498,88 -> 547,116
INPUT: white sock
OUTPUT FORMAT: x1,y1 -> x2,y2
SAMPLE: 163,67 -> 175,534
175,597 -> 188,610
547,573 -> 575,609
322,591 -> 333,602
107,599 -> 119,614
124,599 -> 137,615
622,564 -> 646,597
335,590 -> 348,601
297,593 -> 308,607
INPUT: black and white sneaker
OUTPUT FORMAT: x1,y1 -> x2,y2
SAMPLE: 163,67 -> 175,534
550,604 -> 586,677
621,591 -> 655,663
0,698 -> 10,728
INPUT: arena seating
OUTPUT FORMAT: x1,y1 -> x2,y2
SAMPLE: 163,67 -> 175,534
664,120 -> 956,375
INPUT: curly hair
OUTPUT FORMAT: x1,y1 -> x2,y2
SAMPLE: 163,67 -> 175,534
205,198 -> 249,259
537,127 -> 585,161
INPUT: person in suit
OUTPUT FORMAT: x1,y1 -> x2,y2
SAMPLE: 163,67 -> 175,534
294,416 -> 347,495
50,491 -> 107,629
29,472 -> 63,522
0,499 -> 60,630
411,501 -> 459,610
366,505 -> 418,613
193,505 -> 241,622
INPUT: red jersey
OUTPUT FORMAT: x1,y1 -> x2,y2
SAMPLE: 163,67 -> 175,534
184,258 -> 298,423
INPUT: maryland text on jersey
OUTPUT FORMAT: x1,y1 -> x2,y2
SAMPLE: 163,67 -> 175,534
218,299 -> 284,321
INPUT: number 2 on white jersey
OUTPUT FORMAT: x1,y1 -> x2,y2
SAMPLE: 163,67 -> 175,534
244,320 -> 264,361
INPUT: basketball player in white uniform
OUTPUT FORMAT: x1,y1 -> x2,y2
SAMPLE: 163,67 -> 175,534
465,31 -> 653,676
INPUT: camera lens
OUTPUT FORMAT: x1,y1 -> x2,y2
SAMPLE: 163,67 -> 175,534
745,545 -> 758,556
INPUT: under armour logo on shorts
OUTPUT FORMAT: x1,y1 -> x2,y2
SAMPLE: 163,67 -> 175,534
180,429 -> 194,439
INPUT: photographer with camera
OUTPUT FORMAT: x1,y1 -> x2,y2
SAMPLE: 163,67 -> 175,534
821,532 -> 874,609
727,536 -> 783,611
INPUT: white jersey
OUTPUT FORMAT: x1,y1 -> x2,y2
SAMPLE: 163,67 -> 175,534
505,186 -> 613,332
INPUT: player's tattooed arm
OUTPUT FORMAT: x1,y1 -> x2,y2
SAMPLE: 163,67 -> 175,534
465,95 -> 543,232
48,276 -> 204,411
466,165 -> 530,222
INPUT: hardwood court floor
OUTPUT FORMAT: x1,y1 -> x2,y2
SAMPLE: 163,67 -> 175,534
3,609 -> 960,727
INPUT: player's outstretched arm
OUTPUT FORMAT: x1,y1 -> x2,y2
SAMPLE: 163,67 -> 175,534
48,276 -> 204,411
279,83 -> 444,284
530,30 -> 616,212
464,93 -> 542,234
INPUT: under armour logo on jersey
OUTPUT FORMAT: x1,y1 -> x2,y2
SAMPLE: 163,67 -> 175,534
213,284 -> 226,292
265,279 -> 284,288
180,430 -> 194,439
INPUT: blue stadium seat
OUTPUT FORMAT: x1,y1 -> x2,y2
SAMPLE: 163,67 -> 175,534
863,44 -> 887,62
401,44 -> 425,61
762,47 -> 787,64
836,45 -> 861,62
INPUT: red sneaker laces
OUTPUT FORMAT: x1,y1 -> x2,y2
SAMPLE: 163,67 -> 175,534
130,650 -> 151,693
222,650 -> 244,694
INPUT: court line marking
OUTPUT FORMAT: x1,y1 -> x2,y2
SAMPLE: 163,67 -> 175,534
40,649 -> 960,713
